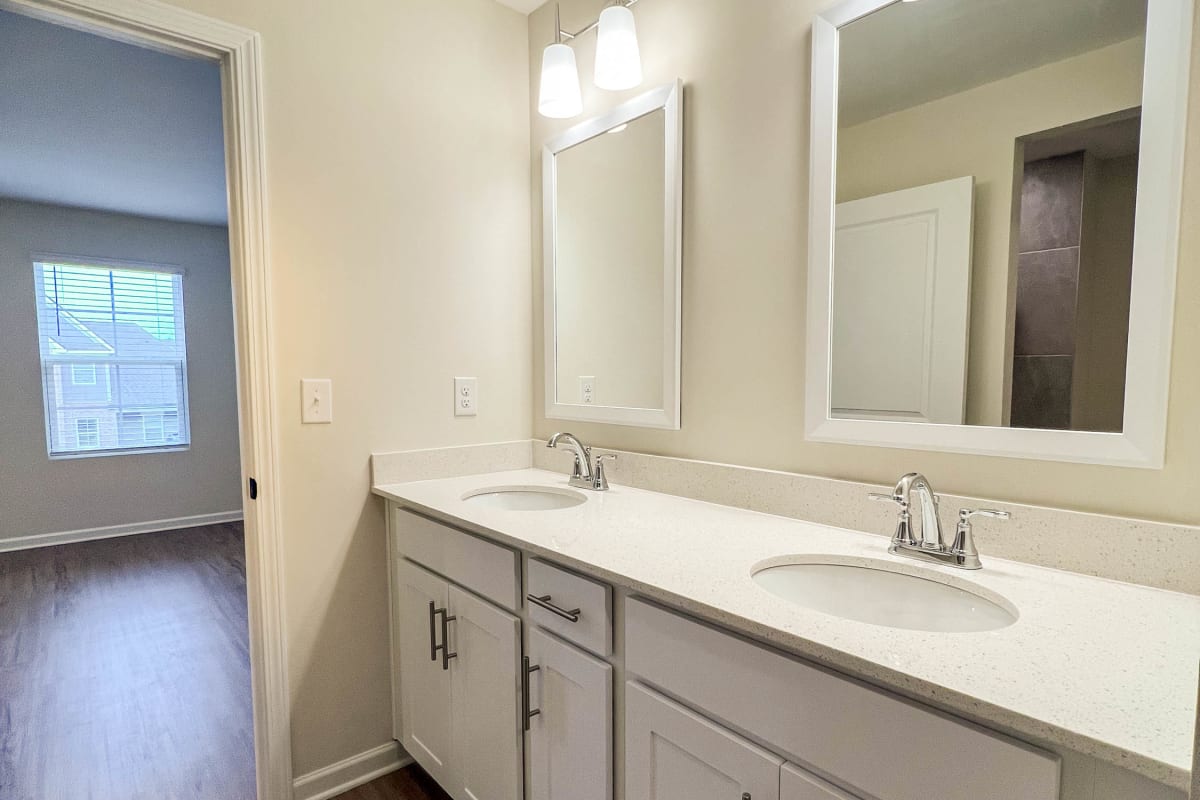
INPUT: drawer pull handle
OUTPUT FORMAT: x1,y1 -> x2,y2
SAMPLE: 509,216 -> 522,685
427,601 -> 438,662
528,593 -> 581,623
431,605 -> 457,670
523,656 -> 541,732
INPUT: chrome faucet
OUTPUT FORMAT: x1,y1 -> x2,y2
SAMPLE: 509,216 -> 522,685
870,473 -> 1009,570
547,432 -> 616,491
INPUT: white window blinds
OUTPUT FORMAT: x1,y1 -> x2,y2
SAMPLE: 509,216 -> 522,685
33,261 -> 191,456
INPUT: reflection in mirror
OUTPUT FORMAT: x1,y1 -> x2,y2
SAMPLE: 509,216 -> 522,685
544,81 -> 682,429
832,0 -> 1146,432
555,109 -> 666,410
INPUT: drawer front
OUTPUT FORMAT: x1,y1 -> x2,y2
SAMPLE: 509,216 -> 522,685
526,559 -> 612,656
392,506 -> 520,611
625,598 -> 1060,800
782,763 -> 862,800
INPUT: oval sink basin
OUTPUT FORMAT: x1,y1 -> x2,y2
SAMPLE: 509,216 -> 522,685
462,485 -> 586,511
752,558 -> 1017,633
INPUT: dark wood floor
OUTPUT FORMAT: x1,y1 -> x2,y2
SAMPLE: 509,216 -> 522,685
332,765 -> 451,800
0,522 -> 255,800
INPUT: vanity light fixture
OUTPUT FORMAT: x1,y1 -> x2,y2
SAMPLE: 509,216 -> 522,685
538,1 -> 644,119
538,5 -> 584,119
594,2 -> 643,90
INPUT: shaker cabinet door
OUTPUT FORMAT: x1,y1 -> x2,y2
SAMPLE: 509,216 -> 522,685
448,584 -> 523,800
527,628 -> 613,800
625,681 -> 782,800
395,559 -> 454,788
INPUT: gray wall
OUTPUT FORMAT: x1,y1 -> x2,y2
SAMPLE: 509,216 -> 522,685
0,199 -> 241,539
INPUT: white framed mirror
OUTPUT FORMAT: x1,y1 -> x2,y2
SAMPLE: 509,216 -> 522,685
543,80 -> 683,429
806,0 -> 1192,467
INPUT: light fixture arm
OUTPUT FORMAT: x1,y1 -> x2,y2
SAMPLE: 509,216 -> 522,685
557,0 -> 640,42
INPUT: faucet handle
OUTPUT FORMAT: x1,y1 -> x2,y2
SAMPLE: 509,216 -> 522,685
869,491 -> 917,547
950,508 -> 1009,568
959,508 -> 1010,522
593,453 -> 617,491
868,492 -> 900,505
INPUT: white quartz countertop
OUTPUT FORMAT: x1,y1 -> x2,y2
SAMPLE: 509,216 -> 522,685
373,469 -> 1200,790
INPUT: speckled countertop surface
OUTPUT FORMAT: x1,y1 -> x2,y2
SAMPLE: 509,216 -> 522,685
374,469 -> 1200,790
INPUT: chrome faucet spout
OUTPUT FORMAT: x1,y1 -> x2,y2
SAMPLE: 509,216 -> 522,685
895,472 -> 942,549
547,432 -> 593,482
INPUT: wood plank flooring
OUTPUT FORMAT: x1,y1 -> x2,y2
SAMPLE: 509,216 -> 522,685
331,765 -> 452,800
0,522 -> 255,800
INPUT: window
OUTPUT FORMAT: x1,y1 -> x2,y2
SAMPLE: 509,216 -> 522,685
75,418 -> 100,449
71,364 -> 97,385
33,261 -> 191,457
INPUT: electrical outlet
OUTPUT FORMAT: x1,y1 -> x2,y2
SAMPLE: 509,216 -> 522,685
580,376 -> 596,404
301,379 -> 333,424
454,377 -> 478,417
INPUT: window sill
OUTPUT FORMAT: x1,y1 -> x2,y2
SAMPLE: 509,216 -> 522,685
49,445 -> 191,461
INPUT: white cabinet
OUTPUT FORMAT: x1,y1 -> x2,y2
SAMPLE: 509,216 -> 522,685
781,764 -> 861,800
527,628 -> 613,800
626,681 -> 783,800
393,558 -> 522,800
395,558 -> 455,788
448,585 -> 523,800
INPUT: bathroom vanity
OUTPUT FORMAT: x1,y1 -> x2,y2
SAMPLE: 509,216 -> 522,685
374,469 -> 1200,800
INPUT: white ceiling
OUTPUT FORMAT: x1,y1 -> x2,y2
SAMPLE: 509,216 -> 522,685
839,0 -> 1146,126
0,9 -> 228,225
494,0 -> 548,14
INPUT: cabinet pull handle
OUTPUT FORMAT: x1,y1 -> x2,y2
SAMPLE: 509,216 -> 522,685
439,608 -> 458,671
430,604 -> 457,670
428,601 -> 438,662
527,593 -> 582,623
523,656 -> 541,732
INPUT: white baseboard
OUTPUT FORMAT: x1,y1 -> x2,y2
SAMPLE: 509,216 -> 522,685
0,510 -> 244,553
292,741 -> 411,800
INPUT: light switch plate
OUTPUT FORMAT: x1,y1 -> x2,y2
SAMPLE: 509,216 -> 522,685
580,376 -> 596,404
301,379 -> 333,424
454,377 -> 478,417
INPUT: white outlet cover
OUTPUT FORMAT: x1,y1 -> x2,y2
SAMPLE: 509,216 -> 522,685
454,377 -> 478,417
580,376 -> 596,404
301,378 -> 333,424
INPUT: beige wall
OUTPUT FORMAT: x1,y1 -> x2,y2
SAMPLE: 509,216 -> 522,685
530,0 -> 1200,527
0,199 -> 241,538
555,108 -> 666,409
836,38 -> 1144,426
142,0 -> 532,777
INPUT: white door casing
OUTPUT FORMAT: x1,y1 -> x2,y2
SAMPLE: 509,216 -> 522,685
831,176 -> 974,424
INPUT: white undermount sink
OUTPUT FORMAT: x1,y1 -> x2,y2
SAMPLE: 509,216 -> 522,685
752,557 -> 1017,633
461,485 -> 587,511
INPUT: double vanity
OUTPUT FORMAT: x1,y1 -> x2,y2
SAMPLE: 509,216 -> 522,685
373,449 -> 1200,800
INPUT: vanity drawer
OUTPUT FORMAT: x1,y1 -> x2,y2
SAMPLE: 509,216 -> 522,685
391,507 -> 520,611
526,559 -> 612,657
625,598 -> 1059,800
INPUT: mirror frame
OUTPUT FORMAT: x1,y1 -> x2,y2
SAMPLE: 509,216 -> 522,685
805,0 -> 1193,467
543,79 -> 684,429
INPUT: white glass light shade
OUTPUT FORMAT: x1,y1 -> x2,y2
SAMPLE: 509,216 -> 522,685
594,5 -> 643,91
538,43 -> 583,119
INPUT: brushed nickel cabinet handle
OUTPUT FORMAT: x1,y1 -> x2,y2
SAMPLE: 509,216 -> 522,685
427,601 -> 438,662
439,609 -> 457,671
523,656 -> 541,732
527,593 -> 582,623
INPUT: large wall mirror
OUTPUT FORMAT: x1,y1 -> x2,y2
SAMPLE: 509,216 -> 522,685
543,80 -> 683,429
806,0 -> 1192,466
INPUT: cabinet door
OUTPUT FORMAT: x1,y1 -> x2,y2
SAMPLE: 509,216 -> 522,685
527,628 -> 613,800
626,682 -> 782,800
781,763 -> 861,800
395,559 -> 454,788
448,585 -> 523,800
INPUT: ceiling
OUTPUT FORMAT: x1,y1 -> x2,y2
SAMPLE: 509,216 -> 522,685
0,9 -> 228,225
494,0 -> 548,14
839,0 -> 1146,126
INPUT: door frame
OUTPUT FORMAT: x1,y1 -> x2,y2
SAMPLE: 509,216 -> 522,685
0,0 -> 292,797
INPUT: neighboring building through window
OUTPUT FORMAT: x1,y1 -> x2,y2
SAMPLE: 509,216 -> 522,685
71,363 -> 97,385
33,261 -> 190,457
75,418 -> 100,449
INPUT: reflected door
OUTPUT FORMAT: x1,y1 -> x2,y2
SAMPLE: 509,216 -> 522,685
831,176 -> 974,424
